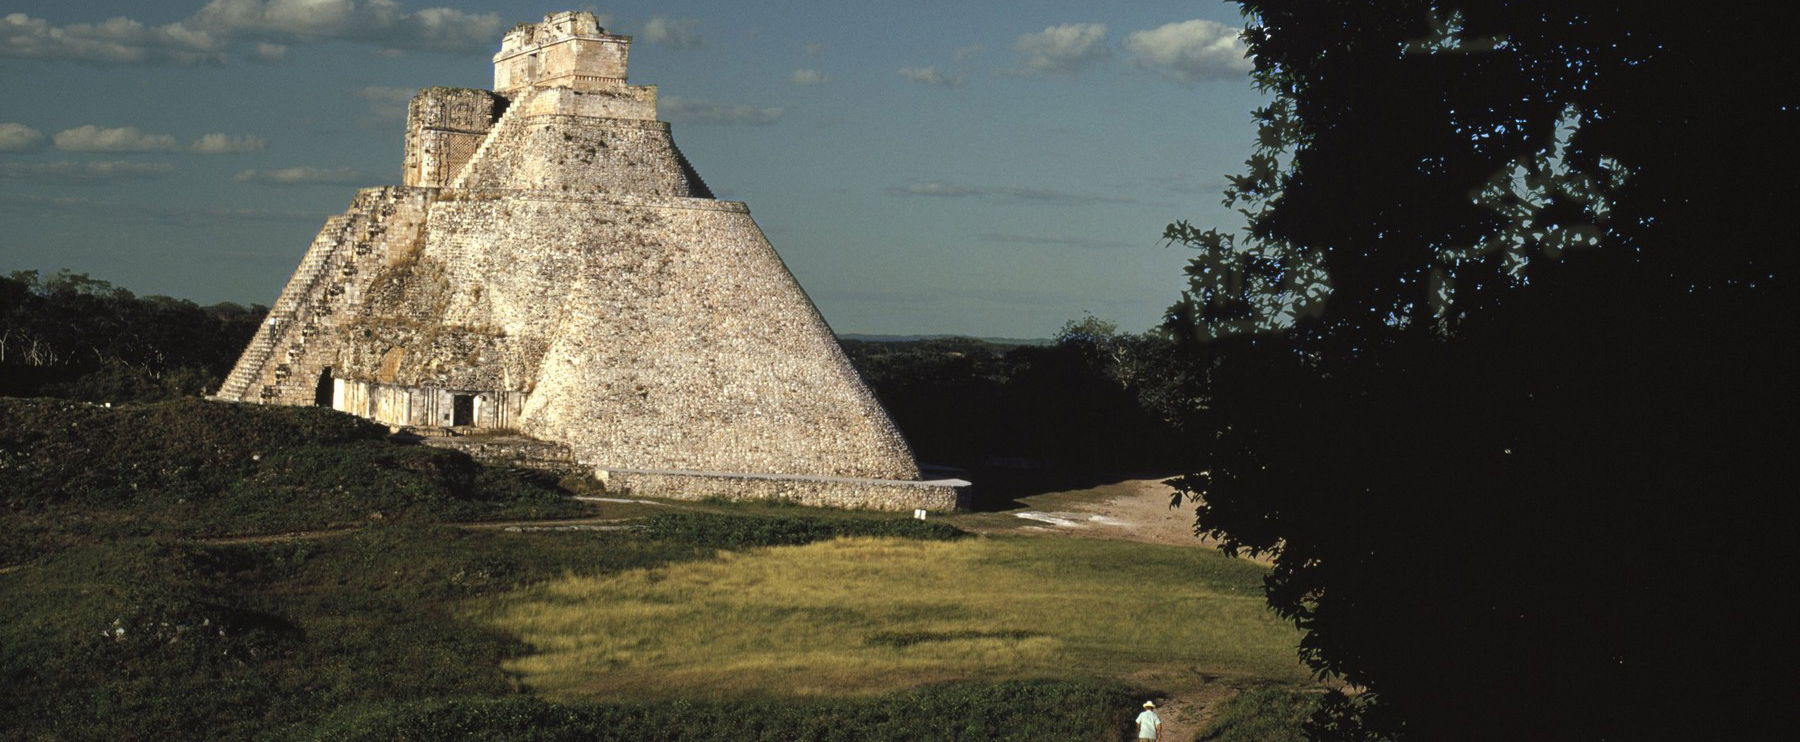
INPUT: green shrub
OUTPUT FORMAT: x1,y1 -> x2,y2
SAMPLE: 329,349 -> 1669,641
295,679 -> 1138,741
0,398 -> 586,561
1200,686 -> 1319,742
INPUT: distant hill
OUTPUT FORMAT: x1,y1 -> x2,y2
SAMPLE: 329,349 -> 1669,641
837,333 -> 1053,347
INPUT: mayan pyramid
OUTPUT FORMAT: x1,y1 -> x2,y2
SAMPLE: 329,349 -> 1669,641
214,11 -> 962,511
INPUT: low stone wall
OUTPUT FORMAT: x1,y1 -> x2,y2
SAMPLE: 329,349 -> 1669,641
602,468 -> 969,512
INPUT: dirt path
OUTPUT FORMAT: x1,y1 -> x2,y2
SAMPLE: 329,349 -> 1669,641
958,477 -> 1247,552
954,477 -> 1289,740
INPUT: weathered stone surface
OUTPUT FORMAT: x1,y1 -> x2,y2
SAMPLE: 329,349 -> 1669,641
214,11 -> 959,510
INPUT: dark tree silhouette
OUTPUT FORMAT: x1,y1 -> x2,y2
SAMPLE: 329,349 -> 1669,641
1165,3 -> 1792,739
0,270 -> 266,401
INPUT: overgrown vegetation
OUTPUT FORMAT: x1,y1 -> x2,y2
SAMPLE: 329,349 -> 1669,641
0,270 -> 263,401
0,398 -> 585,564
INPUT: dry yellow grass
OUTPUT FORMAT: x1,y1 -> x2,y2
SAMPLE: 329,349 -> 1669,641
476,535 -> 1306,701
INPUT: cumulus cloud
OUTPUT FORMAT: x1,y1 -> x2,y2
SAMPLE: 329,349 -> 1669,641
893,182 -> 977,197
3,2 -> 504,64
233,166 -> 366,185
358,85 -> 415,119
53,125 -> 179,152
189,0 -> 504,54
0,160 -> 174,183
1014,23 -> 1110,76
0,12 -> 225,66
898,66 -> 963,88
639,16 -> 701,49
190,133 -> 266,154
791,68 -> 827,86
1124,19 -> 1252,83
661,96 -> 782,127
888,181 -> 1134,205
249,41 -> 287,62
0,123 -> 45,152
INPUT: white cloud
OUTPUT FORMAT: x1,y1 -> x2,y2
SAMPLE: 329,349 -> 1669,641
233,166 -> 366,185
358,85 -> 415,120
791,68 -> 827,86
249,41 -> 287,62
1124,20 -> 1251,83
190,133 -> 266,154
189,0 -> 504,54
0,122 -> 45,152
894,182 -> 977,197
661,96 -> 782,127
0,12 -> 225,66
898,66 -> 963,88
53,125 -> 179,152
639,16 -> 701,49
0,160 -> 174,183
3,2 -> 504,65
1014,23 -> 1110,76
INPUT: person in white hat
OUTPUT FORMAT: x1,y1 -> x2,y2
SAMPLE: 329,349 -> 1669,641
1135,700 -> 1162,740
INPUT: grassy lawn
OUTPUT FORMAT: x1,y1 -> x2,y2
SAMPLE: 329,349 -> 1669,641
479,534 -> 1307,702
1,399 -> 1318,739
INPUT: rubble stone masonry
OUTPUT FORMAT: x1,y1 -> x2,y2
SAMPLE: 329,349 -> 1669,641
214,11 -> 964,510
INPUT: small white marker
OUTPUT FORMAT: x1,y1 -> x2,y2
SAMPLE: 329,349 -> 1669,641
913,509 -> 927,520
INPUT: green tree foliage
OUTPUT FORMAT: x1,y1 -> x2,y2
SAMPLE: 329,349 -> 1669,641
0,270 -> 265,401
842,325 -> 1200,501
1164,2 -> 1790,739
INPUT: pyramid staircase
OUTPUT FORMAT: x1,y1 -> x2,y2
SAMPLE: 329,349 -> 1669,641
213,187 -> 427,404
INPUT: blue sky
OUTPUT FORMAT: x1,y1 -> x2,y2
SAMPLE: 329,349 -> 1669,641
0,1 -> 1264,338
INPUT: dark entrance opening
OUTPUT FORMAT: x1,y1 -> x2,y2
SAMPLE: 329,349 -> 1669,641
451,394 -> 474,427
314,368 -> 333,407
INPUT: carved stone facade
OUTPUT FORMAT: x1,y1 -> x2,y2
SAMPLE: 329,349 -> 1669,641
215,12 -> 965,511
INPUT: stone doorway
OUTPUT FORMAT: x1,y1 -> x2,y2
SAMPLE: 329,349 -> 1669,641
314,368 -> 333,407
452,393 -> 475,427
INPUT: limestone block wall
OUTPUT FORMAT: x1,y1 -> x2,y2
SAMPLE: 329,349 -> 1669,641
220,10 -> 941,509
494,11 -> 629,94
404,88 -> 503,188
214,187 -> 433,405
606,470 -> 966,512
327,192 -> 919,482
516,86 -> 657,122
333,378 -> 526,430
455,114 -> 702,197
510,198 -> 919,481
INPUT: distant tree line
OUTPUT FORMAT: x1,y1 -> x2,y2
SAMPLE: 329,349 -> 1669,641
842,316 -> 1205,498
0,270 -> 265,401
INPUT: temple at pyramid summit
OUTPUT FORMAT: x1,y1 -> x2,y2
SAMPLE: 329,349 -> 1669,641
214,11 -> 965,511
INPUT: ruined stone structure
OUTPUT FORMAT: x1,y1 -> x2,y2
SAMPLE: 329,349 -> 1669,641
215,12 -> 964,511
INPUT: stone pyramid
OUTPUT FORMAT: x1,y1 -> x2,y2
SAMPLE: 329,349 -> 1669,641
215,11 -> 962,511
